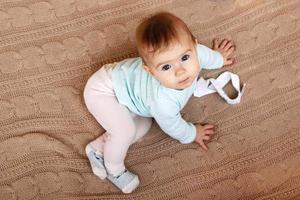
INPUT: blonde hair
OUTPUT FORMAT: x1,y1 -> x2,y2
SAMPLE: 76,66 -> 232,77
136,12 -> 196,61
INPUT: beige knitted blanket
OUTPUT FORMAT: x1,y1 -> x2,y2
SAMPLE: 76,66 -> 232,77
0,0 -> 299,199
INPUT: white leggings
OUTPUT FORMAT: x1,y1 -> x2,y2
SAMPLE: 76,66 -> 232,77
83,65 -> 152,175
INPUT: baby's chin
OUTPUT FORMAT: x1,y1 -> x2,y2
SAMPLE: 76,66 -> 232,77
176,85 -> 192,90
181,77 -> 195,88
161,78 -> 194,90
174,80 -> 193,90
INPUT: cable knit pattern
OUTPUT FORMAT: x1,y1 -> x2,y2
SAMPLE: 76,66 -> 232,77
0,0 -> 299,199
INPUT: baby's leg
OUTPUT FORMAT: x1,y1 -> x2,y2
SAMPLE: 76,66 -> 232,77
84,92 -> 137,176
84,67 -> 140,193
101,103 -> 137,175
131,114 -> 153,144
90,133 -> 107,154
90,113 -> 152,174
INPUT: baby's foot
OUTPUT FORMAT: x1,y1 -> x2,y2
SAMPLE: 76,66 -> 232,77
85,144 -> 107,179
107,169 -> 140,193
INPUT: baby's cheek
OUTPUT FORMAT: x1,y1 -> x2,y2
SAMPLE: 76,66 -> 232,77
161,75 -> 174,85
193,62 -> 201,73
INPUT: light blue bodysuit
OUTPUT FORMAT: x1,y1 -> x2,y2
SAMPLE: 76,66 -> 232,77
111,44 -> 224,144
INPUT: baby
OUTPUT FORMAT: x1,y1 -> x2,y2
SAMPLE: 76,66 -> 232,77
83,12 -> 235,193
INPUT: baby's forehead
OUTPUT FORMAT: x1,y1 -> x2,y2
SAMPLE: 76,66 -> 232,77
142,39 -> 193,66
145,33 -> 193,54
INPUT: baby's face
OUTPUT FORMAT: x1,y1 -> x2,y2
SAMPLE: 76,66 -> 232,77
143,36 -> 200,90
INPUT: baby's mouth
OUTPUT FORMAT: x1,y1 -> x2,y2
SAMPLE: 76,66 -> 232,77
179,77 -> 190,84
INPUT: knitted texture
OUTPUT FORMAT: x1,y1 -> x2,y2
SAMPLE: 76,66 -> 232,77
0,0 -> 299,199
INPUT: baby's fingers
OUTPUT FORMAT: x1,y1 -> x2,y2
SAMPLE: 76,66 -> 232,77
203,135 -> 211,141
198,140 -> 208,151
205,129 -> 214,135
213,39 -> 220,49
225,58 -> 235,66
203,124 -> 214,130
220,39 -> 230,49
224,40 -> 234,51
225,46 -> 235,57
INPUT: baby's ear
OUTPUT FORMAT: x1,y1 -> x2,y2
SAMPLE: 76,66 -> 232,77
143,65 -> 150,72
143,64 -> 153,75
195,38 -> 198,44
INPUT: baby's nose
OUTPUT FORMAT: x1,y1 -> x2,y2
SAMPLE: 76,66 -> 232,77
175,65 -> 185,76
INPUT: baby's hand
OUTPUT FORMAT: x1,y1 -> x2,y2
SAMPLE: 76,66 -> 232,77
194,124 -> 215,151
213,38 -> 235,66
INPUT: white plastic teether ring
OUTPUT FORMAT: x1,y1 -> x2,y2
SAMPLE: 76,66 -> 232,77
194,71 -> 246,105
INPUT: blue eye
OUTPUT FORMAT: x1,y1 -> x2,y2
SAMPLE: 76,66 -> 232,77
181,54 -> 190,62
162,64 -> 171,71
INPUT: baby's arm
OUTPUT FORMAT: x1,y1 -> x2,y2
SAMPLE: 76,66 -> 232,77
151,100 -> 216,150
150,99 -> 216,150
150,99 -> 196,144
